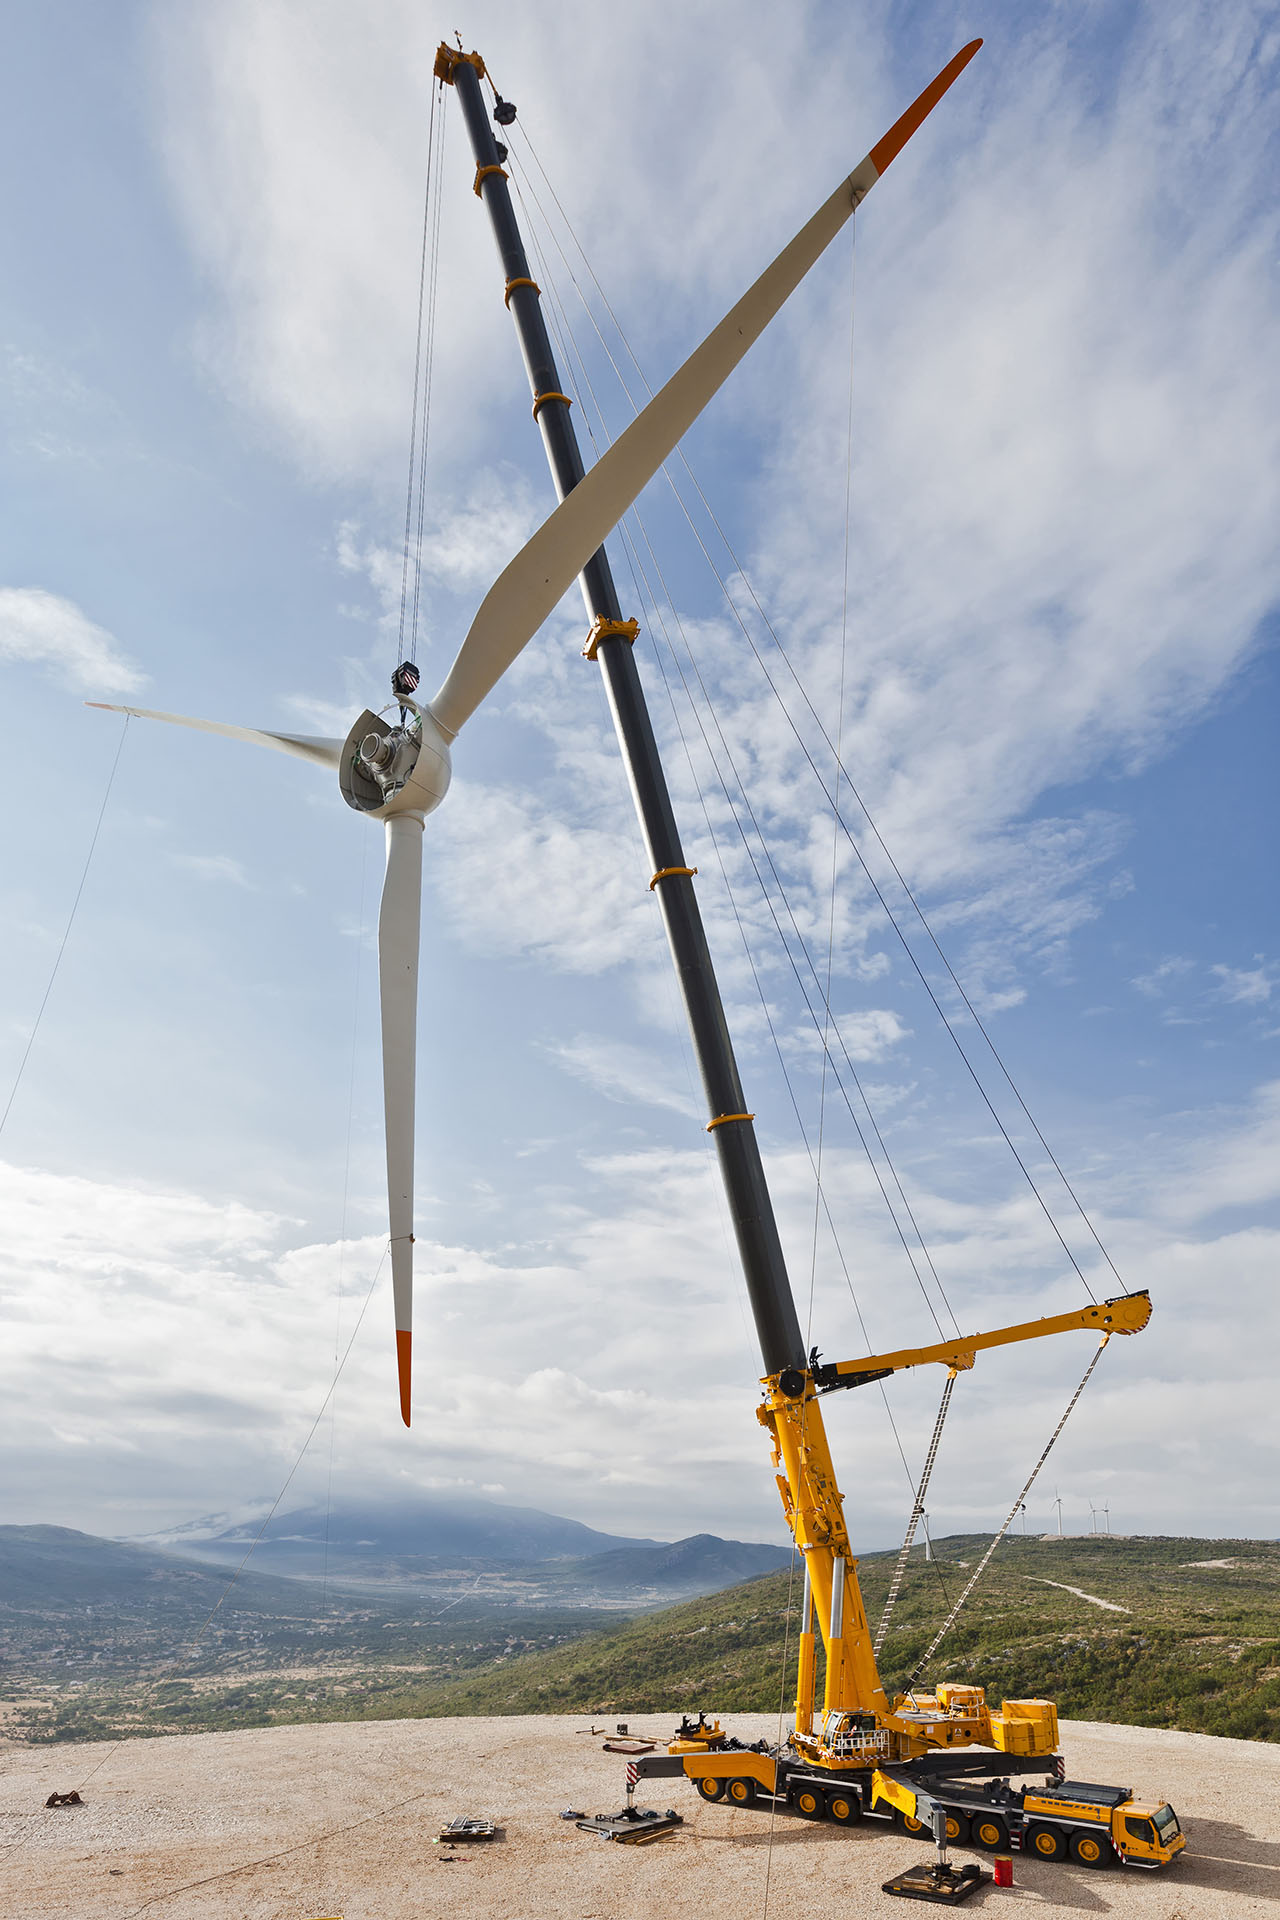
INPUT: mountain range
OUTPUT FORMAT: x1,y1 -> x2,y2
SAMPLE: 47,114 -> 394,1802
131,1493 -> 790,1596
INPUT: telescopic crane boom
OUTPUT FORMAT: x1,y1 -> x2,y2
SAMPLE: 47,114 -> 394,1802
441,32 -> 1154,1779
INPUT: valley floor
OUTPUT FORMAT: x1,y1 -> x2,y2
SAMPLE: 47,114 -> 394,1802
2,1713 -> 1276,1918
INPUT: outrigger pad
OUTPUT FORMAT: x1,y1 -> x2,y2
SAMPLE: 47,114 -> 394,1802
882,1861 -> 988,1904
575,1805 -> 683,1845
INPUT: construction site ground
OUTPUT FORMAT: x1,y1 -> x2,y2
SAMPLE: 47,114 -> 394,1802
3,1713 -> 1275,1918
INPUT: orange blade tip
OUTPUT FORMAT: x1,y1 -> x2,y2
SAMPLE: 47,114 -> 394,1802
869,39 -> 983,177
396,1329 -> 412,1427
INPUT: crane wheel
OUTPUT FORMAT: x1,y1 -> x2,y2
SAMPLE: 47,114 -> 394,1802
1027,1823 -> 1067,1861
826,1791 -> 861,1824
971,1814 -> 1010,1851
895,1808 -> 927,1836
695,1777 -> 725,1802
1070,1830 -> 1112,1868
944,1813 -> 969,1844
792,1787 -> 825,1819
727,1777 -> 756,1807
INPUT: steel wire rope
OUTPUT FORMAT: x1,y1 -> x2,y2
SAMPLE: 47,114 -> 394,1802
616,511 -> 941,1519
808,223 -> 859,1355
0,716 -> 129,1142
614,507 -> 960,1623
905,1336 -> 1112,1685
72,1246 -> 388,1795
514,161 -> 957,1598
503,124 -> 1113,1304
506,157 -> 967,1342
518,209 -> 958,1714
623,497 -> 957,1342
396,79 -> 441,664
408,92 -> 449,663
511,187 -> 757,1361
874,1371 -> 956,1654
322,828 -> 373,1619
119,1783 -> 434,1919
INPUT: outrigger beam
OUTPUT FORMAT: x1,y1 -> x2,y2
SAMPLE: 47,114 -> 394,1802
812,1289 -> 1152,1392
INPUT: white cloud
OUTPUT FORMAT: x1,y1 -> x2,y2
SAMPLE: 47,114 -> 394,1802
1132,956 -> 1195,998
1210,959 -> 1276,1006
146,0 -> 1280,1002
5,1075 -> 1280,1542
0,587 -> 143,694
170,852 -> 253,887
547,1034 -> 701,1119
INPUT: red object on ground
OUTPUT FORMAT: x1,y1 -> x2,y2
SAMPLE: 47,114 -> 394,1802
993,1854 -> 1013,1886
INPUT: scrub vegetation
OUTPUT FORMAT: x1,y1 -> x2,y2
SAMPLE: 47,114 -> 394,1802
6,1532 -> 1277,1746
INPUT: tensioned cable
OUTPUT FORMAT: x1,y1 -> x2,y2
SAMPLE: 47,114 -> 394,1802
513,185 -> 954,1341
121,1784 -> 435,1919
322,828 -> 373,1617
874,1370 -> 955,1654
408,94 -> 449,663
515,165 -> 968,1648
0,716 -> 128,1142
511,127 -> 976,1658
808,227 -> 859,1352
397,80 -> 447,666
73,1246 -> 388,1794
905,1335 -> 1111,1685
522,182 -> 961,1345
506,124 -> 1111,1303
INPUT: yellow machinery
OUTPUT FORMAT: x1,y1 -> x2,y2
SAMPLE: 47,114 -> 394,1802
438,34 -> 1184,1879
763,1289 -> 1151,1761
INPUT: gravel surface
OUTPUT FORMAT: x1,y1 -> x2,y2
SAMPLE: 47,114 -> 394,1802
2,1714 -> 1275,1918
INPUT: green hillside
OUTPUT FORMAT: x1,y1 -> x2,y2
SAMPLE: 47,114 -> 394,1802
11,1534 -> 1278,1745
379,1533 -> 1280,1742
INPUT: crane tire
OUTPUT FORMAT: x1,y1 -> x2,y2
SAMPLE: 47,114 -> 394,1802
895,1808 -> 928,1836
1070,1829 -> 1113,1868
695,1776 -> 725,1802
971,1814 -> 1010,1851
727,1777 -> 756,1807
944,1812 -> 970,1845
1027,1823 -> 1067,1861
792,1786 -> 825,1819
825,1790 -> 861,1824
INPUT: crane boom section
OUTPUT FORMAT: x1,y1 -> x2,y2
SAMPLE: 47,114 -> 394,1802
814,1290 -> 1150,1391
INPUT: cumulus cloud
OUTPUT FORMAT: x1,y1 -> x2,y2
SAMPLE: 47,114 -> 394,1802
0,587 -> 143,693
4,1075 -> 1279,1542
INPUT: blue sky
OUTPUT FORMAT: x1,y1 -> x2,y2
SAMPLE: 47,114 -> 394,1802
1,0 -> 1277,1552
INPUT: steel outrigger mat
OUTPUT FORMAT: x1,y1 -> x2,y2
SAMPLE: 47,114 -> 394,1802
882,1860 -> 989,1903
575,1805 -> 684,1844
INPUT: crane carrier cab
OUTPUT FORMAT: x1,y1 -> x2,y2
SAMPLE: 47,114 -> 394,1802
873,1767 -> 1185,1868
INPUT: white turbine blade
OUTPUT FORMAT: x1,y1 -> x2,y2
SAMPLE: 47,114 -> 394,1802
429,40 -> 981,739
378,812 -> 425,1427
86,701 -> 343,769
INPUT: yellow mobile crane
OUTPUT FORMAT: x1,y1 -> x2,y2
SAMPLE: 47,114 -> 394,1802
653,1291 -> 1184,1877
437,38 -> 1186,1894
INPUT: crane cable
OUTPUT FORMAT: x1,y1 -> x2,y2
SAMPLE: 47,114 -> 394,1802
397,77 -> 448,667
904,1334 -> 1112,1687
513,170 -> 961,1345
0,714 -> 129,1143
515,189 -> 961,1649
874,1370 -> 956,1655
504,116 -> 1117,1307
